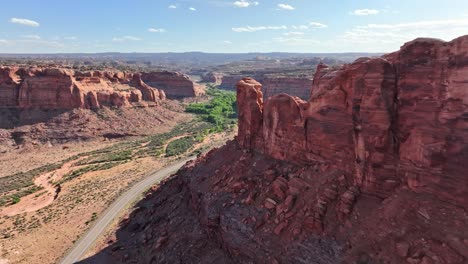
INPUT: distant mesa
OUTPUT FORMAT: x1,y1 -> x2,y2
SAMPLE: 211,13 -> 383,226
202,72 -> 313,100
0,67 -> 200,110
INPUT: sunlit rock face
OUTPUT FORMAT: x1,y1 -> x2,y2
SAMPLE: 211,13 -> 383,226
238,36 -> 468,206
141,71 -> 203,99
0,67 -> 174,110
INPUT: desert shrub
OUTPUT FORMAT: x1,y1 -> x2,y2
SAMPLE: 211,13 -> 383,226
166,136 -> 197,157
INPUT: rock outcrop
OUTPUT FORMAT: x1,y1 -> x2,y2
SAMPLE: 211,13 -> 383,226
238,36 -> 468,205
0,66 -> 172,110
201,72 -> 223,85
141,71 -> 203,99
81,36 -> 468,264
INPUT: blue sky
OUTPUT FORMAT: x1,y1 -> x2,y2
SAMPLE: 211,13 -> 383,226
0,0 -> 467,53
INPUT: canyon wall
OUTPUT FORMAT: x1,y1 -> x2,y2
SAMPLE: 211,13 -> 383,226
141,71 -> 203,99
238,36 -> 468,207
0,67 -> 202,110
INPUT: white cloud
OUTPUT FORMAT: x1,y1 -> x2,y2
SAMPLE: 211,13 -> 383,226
223,40 -> 232,44
309,22 -> 327,28
0,39 -> 7,44
232,25 -> 287,32
64,36 -> 78,40
340,18 -> 468,51
291,25 -> 308,30
22,35 -> 41,40
233,1 -> 259,8
10,18 -> 40,27
112,36 -> 142,42
273,36 -> 320,45
351,9 -> 380,16
169,5 -> 177,9
189,7 -> 197,11
291,22 -> 327,31
148,28 -> 166,33
283,31 -> 304,36
277,4 -> 294,10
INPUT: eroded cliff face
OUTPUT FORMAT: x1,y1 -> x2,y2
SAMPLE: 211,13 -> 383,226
141,71 -> 203,99
238,36 -> 468,207
0,67 -> 202,110
81,36 -> 468,264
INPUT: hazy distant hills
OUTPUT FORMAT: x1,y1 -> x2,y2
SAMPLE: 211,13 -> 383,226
0,52 -> 382,67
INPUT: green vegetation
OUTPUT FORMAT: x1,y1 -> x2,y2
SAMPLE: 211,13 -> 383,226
57,162 -> 124,185
186,85 -> 237,132
11,195 -> 20,204
166,136 -> 198,157
0,163 -> 63,195
0,185 -> 44,206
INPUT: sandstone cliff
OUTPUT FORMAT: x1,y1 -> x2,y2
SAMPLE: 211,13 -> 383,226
238,36 -> 468,205
80,36 -> 468,264
141,71 -> 203,99
0,67 -> 170,110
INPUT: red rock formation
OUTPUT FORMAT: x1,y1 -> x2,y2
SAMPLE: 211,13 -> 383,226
0,67 -> 21,108
238,36 -> 468,204
80,36 -> 468,264
0,67 -> 168,110
201,72 -> 223,85
141,71 -> 203,99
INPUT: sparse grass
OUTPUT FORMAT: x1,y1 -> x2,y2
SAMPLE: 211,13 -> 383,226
56,162 -> 124,185
0,185 -> 45,206
0,163 -> 63,196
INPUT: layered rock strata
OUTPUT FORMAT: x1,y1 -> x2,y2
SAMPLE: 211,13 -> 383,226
0,67 -> 201,110
141,71 -> 203,99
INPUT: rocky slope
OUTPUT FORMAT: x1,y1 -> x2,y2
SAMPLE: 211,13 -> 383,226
80,36 -> 468,264
141,71 -> 204,99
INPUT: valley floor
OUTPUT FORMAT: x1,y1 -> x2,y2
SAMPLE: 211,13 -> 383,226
0,121 -> 234,264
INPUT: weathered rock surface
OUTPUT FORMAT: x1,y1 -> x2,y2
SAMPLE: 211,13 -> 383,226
0,66 -> 168,110
81,36 -> 468,264
238,36 -> 468,205
141,71 -> 203,99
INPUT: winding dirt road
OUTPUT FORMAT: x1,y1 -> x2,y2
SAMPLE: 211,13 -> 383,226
59,156 -> 195,264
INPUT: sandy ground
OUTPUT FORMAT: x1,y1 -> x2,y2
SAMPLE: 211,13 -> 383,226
0,129 -> 235,264
0,158 -> 85,217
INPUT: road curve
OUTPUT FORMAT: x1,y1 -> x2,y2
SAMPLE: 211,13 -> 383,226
60,156 -> 195,264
